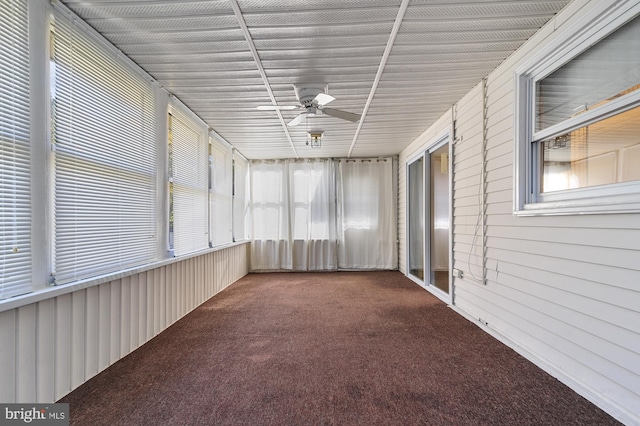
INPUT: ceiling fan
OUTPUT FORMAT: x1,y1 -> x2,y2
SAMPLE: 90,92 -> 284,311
257,85 -> 361,126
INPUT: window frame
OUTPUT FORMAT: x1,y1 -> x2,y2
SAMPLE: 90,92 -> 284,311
514,1 -> 640,216
167,104 -> 209,257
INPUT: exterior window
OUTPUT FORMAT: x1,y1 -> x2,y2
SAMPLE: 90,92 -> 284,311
515,5 -> 640,215
168,108 -> 208,256
51,11 -> 158,284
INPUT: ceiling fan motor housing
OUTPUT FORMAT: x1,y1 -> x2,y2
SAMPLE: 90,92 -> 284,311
294,86 -> 327,104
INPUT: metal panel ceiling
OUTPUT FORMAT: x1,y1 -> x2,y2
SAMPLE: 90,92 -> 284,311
60,0 -> 570,159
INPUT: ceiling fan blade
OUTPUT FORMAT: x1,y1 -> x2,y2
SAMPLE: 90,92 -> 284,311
322,108 -> 360,123
257,105 -> 298,110
287,112 -> 308,127
313,93 -> 335,106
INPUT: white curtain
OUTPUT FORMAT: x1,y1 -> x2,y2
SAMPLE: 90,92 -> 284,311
250,159 -> 337,271
250,160 -> 291,270
251,158 -> 397,271
289,160 -> 337,271
337,158 -> 397,269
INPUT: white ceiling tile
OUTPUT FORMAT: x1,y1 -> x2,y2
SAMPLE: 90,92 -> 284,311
60,0 -> 570,159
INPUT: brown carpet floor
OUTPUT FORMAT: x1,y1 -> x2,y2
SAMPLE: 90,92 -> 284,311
60,271 -> 620,425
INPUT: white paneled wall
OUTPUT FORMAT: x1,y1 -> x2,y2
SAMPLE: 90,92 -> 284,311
451,84 -> 484,287
0,244 -> 248,403
398,1 -> 640,424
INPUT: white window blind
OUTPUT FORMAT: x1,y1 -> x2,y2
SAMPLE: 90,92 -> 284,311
233,153 -> 250,242
210,136 -> 233,246
535,15 -> 640,132
52,11 -> 158,284
170,108 -> 208,256
0,0 -> 31,299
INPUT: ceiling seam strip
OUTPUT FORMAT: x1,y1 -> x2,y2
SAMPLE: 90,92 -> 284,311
229,0 -> 299,159
347,0 -> 410,158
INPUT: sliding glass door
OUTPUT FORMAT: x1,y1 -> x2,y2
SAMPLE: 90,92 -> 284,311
429,143 -> 450,294
406,135 -> 451,301
407,157 -> 424,281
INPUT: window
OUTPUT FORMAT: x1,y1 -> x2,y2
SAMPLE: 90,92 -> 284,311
233,152 -> 250,242
168,107 -> 208,256
0,0 -> 31,299
515,3 -> 640,215
210,136 -> 233,247
2,1 -> 247,300
51,10 -> 158,284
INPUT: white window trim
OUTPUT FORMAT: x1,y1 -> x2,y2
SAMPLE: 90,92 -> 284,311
514,1 -> 640,216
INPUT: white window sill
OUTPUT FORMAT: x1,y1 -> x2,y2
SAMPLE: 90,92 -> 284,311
514,194 -> 640,216
0,240 -> 250,313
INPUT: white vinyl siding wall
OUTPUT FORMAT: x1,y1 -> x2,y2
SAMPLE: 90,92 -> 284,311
452,84 -> 485,286
399,1 -> 640,423
0,244 -> 248,403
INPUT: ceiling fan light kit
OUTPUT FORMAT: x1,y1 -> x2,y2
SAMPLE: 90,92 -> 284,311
307,131 -> 324,149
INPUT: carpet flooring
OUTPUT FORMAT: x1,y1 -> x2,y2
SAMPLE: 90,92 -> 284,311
60,271 -> 620,425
